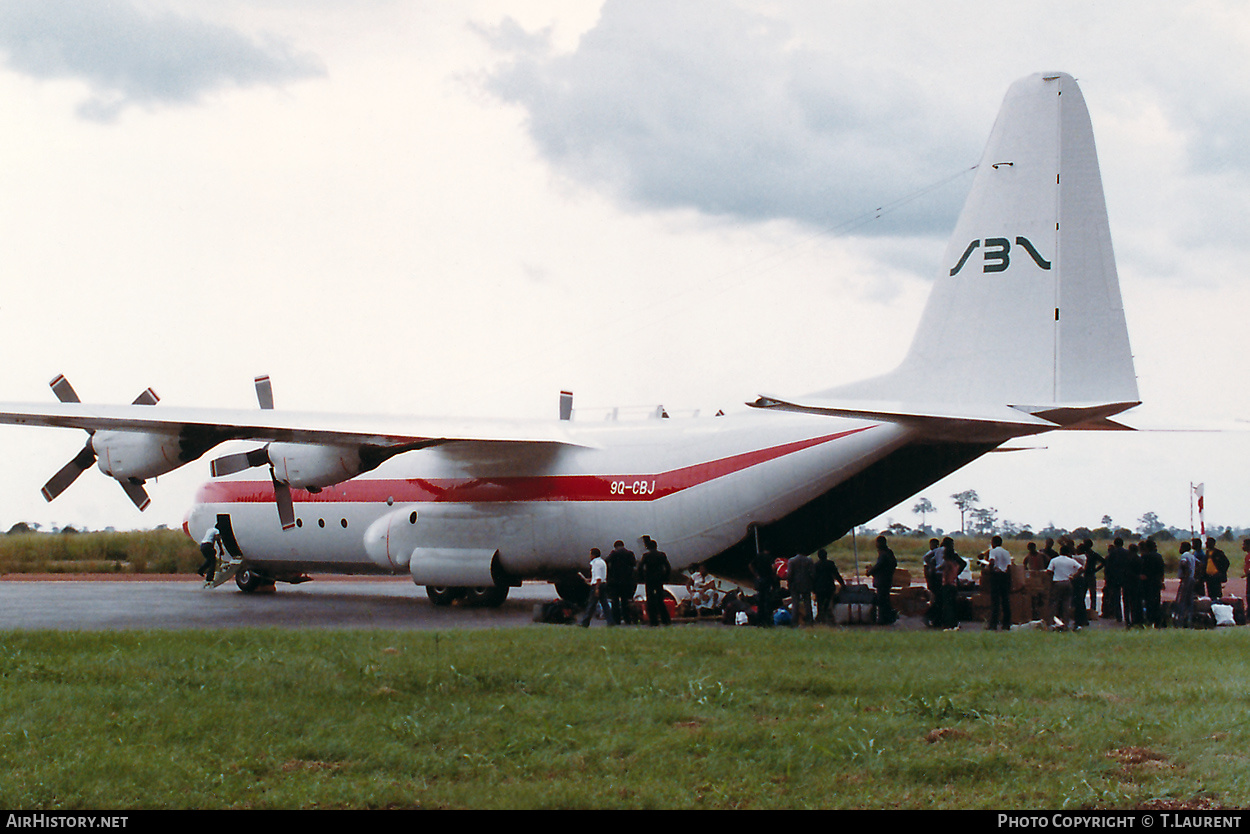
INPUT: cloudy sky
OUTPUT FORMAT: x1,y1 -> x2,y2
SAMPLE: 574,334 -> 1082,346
0,0 -> 1247,539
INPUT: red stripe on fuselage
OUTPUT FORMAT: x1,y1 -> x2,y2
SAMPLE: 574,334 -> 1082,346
194,426 -> 874,506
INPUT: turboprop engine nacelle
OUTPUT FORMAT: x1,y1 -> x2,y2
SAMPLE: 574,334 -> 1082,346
211,434 -> 393,530
363,505 -> 420,572
92,431 -> 187,481
363,505 -> 501,586
266,442 -> 366,490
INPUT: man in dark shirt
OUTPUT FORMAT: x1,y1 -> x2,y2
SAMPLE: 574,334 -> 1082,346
922,538 -> 943,626
638,537 -> 672,626
1121,543 -> 1143,628
1041,538 -> 1060,568
1205,537 -> 1230,600
1079,539 -> 1104,616
1191,537 -> 1207,580
750,549 -> 778,627
787,552 -> 816,627
866,535 -> 898,625
1141,539 -> 1166,627
1102,537 -> 1128,622
814,548 -> 846,625
606,540 -> 638,625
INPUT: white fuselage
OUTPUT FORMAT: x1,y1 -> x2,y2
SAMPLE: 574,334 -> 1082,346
185,410 -> 913,581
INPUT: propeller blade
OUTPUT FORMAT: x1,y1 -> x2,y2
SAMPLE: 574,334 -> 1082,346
210,446 -> 270,478
273,477 -> 295,530
118,479 -> 152,511
254,375 -> 274,410
41,442 -> 97,502
131,388 -> 160,406
211,453 -> 251,478
49,374 -> 81,404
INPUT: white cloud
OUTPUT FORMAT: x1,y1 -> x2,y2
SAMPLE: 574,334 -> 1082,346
481,0 -> 979,235
0,0 -> 325,121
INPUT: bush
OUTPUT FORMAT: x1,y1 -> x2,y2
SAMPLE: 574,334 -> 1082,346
0,529 -> 200,574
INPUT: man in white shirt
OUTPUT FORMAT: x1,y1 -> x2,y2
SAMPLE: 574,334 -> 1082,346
198,523 -> 221,586
686,564 -> 718,611
580,548 -> 613,627
1174,541 -> 1198,628
1047,545 -> 1084,630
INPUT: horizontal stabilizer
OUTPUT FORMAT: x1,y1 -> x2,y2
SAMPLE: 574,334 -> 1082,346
749,395 -> 1140,440
1012,402 -> 1140,431
750,395 -> 1057,428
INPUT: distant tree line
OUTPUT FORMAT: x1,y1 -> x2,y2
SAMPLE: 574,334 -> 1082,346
6,522 -> 165,536
876,492 -> 1246,542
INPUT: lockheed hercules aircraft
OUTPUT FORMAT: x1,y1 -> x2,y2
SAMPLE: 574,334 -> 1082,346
0,72 -> 1139,607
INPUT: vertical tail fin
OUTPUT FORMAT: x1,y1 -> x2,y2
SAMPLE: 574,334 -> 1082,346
822,72 -> 1137,411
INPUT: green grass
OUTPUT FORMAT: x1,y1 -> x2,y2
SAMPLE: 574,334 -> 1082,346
1,627 -> 1247,809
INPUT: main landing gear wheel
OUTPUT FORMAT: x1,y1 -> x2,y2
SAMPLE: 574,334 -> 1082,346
425,585 -> 510,607
234,565 -> 272,593
426,586 -> 466,606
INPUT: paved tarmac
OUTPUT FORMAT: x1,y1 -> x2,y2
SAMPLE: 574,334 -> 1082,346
0,576 -> 560,631
0,574 -> 1244,631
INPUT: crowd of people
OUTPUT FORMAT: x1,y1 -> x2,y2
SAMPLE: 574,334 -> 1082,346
579,536 -> 675,627
922,536 -> 970,630
565,531 -> 1246,631
574,536 -> 854,628
743,546 -> 850,627
928,533 -> 1239,631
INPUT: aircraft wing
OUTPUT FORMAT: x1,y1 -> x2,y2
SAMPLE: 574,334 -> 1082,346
0,397 -> 593,521
0,401 -> 593,449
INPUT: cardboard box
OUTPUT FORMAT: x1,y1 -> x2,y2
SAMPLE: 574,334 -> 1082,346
894,585 -> 931,617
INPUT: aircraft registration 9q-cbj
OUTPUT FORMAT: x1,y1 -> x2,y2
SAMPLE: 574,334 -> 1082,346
0,72 -> 1139,607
